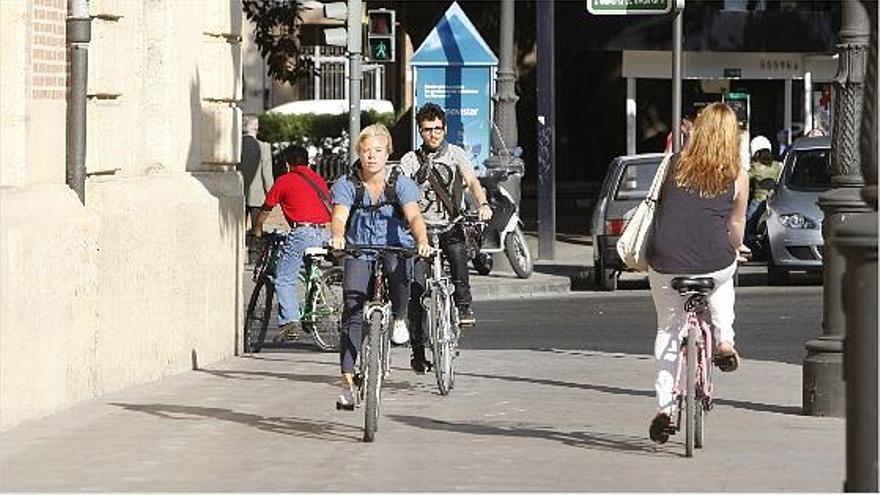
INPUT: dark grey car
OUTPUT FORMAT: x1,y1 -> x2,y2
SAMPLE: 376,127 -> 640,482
590,153 -> 665,291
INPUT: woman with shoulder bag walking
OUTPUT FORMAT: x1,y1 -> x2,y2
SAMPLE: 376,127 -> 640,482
645,102 -> 750,442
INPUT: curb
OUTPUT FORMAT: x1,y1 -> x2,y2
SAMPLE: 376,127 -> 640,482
471,273 -> 572,301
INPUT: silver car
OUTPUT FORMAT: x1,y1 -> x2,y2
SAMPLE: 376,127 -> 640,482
590,153 -> 665,291
764,136 -> 830,284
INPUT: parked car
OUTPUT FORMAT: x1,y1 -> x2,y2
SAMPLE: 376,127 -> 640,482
590,153 -> 665,291
762,135 -> 831,284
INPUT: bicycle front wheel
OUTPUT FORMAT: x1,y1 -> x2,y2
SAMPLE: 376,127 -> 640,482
306,267 -> 343,352
685,325 -> 697,457
363,311 -> 384,442
432,289 -> 456,395
244,277 -> 274,353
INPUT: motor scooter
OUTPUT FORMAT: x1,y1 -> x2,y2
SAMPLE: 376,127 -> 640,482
470,167 -> 533,279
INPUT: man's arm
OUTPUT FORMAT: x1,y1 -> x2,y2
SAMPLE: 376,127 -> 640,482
251,206 -> 272,237
330,204 -> 350,250
402,202 -> 431,257
459,162 -> 493,221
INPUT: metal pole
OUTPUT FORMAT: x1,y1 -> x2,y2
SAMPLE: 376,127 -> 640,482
804,0 -> 872,417
626,78 -> 637,156
671,0 -> 683,153
347,0 -> 362,164
66,0 -> 91,204
487,0 -> 522,202
841,3 -> 877,489
536,0 -> 556,260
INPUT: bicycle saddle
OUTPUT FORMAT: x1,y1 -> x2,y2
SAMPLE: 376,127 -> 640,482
671,277 -> 715,294
304,247 -> 328,256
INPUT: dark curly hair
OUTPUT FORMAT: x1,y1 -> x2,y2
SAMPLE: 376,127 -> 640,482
416,102 -> 446,126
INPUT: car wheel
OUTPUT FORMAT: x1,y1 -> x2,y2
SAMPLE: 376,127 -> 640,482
767,256 -> 789,285
594,256 -> 618,291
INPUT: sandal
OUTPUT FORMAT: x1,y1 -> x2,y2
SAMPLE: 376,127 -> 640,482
649,413 -> 672,444
713,350 -> 740,372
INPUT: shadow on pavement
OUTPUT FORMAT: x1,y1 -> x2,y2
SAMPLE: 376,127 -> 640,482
387,414 -> 674,457
458,371 -> 802,416
109,403 -> 362,442
196,368 -> 419,392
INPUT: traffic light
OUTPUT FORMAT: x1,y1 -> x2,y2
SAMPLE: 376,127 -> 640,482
366,9 -> 395,62
322,2 -> 348,47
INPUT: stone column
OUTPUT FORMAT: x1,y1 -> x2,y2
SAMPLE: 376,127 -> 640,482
840,1 -> 877,490
803,0 -> 872,417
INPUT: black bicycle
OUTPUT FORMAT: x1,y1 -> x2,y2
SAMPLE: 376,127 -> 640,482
334,245 -> 417,442
244,232 -> 343,353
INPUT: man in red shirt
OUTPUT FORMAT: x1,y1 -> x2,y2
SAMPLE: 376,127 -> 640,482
252,144 -> 332,340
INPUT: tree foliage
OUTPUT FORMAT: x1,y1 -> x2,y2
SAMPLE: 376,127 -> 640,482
243,1 -> 537,85
242,0 -> 315,84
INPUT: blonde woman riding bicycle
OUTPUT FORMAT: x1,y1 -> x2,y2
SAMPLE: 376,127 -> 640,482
645,102 -> 749,443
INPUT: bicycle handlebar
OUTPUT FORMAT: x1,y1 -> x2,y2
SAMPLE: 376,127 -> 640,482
329,244 -> 420,259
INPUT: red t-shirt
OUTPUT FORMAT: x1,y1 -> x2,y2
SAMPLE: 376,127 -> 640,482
263,166 -> 332,224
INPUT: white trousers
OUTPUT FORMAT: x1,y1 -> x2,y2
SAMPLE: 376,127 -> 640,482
648,261 -> 737,414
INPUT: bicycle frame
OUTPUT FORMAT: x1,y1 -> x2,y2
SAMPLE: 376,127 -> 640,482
672,294 -> 714,427
422,228 -> 460,395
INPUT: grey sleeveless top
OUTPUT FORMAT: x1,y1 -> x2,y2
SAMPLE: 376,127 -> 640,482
647,154 -> 736,274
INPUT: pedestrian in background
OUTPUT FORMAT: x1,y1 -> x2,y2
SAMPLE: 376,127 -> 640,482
645,102 -> 749,443
251,144 -> 332,342
745,135 -> 782,240
240,115 -> 274,261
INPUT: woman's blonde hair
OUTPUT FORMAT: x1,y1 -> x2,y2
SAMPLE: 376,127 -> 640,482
674,102 -> 740,197
357,123 -> 393,155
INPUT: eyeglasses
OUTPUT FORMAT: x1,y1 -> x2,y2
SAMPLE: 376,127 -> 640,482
420,126 -> 444,134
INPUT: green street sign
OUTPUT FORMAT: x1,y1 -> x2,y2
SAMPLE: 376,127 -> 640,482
587,0 -> 673,15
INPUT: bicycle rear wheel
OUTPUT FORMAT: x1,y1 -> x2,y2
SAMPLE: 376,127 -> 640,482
685,325 -> 697,457
363,311 -> 384,442
306,267 -> 343,352
244,278 -> 274,353
432,289 -> 456,395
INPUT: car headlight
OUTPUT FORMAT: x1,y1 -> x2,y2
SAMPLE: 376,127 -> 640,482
778,213 -> 819,229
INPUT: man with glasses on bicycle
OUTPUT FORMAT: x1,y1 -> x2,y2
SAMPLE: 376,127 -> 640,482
252,144 -> 332,342
329,124 -> 431,409
399,103 -> 493,373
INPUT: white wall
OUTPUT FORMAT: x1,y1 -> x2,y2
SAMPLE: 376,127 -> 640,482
0,0 -> 245,431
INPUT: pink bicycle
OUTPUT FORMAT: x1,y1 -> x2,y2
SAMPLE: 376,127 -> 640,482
670,276 -> 715,457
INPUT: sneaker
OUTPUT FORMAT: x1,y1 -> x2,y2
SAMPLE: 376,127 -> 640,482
410,346 -> 432,374
458,305 -> 475,327
649,413 -> 672,444
273,321 -> 300,343
713,341 -> 740,372
391,318 -> 410,345
336,388 -> 355,411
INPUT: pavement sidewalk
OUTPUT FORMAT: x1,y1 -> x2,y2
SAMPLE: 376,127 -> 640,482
0,346 -> 844,491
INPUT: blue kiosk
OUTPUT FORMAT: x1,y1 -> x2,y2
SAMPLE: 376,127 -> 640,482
410,2 -> 497,176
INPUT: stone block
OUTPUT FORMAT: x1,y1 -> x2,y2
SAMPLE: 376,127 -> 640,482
86,98 -> 137,175
203,0 -> 243,38
199,37 -> 241,102
88,16 -> 134,98
201,104 -> 241,166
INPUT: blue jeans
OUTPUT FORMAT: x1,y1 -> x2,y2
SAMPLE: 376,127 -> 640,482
339,254 -> 412,374
745,198 -> 766,241
275,226 -> 329,326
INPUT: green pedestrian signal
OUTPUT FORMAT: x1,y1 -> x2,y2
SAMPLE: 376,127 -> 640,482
366,9 -> 395,63
369,38 -> 392,61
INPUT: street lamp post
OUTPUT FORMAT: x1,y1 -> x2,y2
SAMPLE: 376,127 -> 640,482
486,0 -> 523,203
839,1 -> 877,490
803,0 -> 872,417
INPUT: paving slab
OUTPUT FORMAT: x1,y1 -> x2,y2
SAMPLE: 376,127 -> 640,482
0,347 -> 844,492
